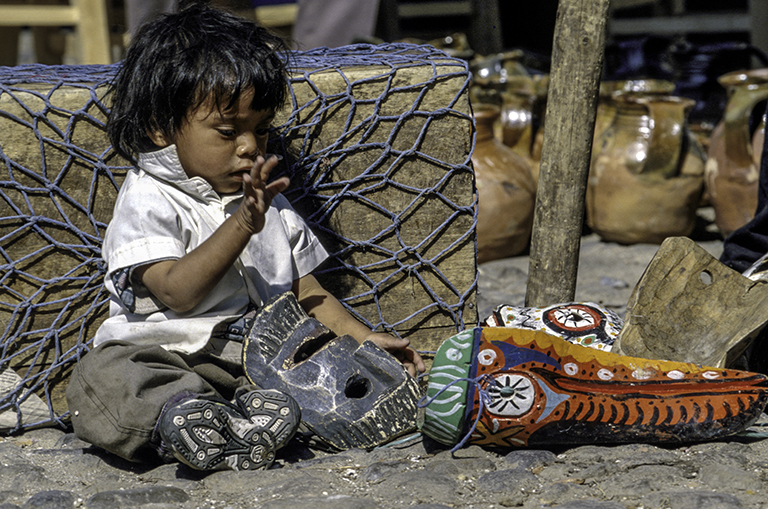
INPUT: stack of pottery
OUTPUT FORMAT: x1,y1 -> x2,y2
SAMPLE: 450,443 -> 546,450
586,93 -> 706,244
472,105 -> 537,263
470,50 -> 548,185
706,68 -> 768,237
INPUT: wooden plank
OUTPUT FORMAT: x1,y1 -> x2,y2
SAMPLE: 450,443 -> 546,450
0,6 -> 79,26
608,13 -> 752,36
397,2 -> 472,18
614,237 -> 768,368
525,0 -> 610,307
0,1 -> 110,64
254,4 -> 298,27
752,0 -> 768,66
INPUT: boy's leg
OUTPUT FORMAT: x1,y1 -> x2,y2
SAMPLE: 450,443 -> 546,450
66,340 -> 219,463
67,340 -> 301,470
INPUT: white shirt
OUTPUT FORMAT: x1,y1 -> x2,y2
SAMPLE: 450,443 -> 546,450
93,145 -> 329,354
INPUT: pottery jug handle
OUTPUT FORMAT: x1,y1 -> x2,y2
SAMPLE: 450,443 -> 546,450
724,86 -> 768,171
639,97 -> 694,179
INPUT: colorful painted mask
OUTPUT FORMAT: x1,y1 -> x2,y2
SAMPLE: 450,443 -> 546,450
242,292 -> 421,451
484,302 -> 623,351
421,327 -> 768,449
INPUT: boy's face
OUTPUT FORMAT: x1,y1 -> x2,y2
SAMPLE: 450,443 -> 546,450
151,88 -> 275,195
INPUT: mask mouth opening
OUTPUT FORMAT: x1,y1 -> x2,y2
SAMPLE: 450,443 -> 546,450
344,374 -> 371,399
292,330 -> 337,364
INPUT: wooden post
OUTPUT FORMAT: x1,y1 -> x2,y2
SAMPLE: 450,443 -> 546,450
525,0 -> 610,307
75,0 -> 111,65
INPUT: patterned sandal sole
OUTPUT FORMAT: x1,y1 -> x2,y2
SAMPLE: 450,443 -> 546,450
235,389 -> 301,448
160,398 -> 276,471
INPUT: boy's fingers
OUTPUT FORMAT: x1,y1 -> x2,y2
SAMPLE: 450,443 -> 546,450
367,334 -> 426,375
259,154 -> 281,181
250,154 -> 280,185
249,155 -> 265,185
372,335 -> 410,351
244,156 -> 288,198
266,176 -> 290,196
402,347 -> 426,374
241,172 -> 254,196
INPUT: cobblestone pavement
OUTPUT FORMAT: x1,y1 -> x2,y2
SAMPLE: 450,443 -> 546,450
4,232 -> 768,509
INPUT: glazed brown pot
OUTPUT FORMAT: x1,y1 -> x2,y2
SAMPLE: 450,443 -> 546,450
706,68 -> 768,237
586,94 -> 706,244
593,79 -> 676,151
471,67 -> 548,188
472,105 -> 537,263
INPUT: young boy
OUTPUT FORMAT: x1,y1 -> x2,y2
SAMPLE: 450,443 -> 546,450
66,2 -> 423,472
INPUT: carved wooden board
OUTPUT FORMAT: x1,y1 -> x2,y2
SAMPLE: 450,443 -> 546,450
615,236 -> 768,368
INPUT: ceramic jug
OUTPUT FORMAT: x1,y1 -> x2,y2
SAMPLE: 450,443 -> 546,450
586,94 -> 706,244
471,73 -> 547,185
706,68 -> 768,237
472,105 -> 537,263
593,79 -> 676,150
470,49 -> 528,83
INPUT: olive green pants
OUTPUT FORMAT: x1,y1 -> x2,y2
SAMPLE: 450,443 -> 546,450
65,340 -> 255,463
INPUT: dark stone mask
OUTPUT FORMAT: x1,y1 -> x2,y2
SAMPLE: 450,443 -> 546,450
242,292 -> 422,451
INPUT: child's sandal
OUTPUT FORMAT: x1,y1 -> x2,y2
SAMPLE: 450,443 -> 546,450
158,390 -> 299,471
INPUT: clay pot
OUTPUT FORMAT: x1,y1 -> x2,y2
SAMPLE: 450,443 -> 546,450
706,68 -> 768,237
754,113 -> 766,166
499,85 -> 535,156
427,33 -> 473,60
471,72 -> 548,187
472,105 -> 537,263
593,80 -> 676,149
470,49 -> 528,82
586,94 -> 706,244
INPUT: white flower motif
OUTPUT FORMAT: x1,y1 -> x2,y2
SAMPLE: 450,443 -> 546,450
597,368 -> 614,380
486,374 -> 536,416
477,349 -> 497,366
445,348 -> 462,361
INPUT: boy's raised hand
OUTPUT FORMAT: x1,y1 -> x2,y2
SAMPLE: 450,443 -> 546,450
239,155 -> 290,234
138,156 -> 289,313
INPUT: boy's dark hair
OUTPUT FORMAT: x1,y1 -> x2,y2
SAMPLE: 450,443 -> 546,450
107,1 -> 290,164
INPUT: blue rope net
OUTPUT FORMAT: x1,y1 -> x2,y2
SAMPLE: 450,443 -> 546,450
0,43 -> 478,433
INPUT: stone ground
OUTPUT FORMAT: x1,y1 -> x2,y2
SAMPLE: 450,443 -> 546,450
4,216 -> 768,509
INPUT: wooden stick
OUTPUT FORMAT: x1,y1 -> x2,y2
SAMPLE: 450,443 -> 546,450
525,0 -> 611,307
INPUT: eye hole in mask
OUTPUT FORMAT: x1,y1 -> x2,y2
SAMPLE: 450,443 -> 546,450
293,330 -> 337,364
344,373 -> 371,399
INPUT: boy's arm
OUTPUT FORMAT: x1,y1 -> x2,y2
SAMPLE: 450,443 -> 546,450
292,274 -> 425,376
137,156 -> 288,313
